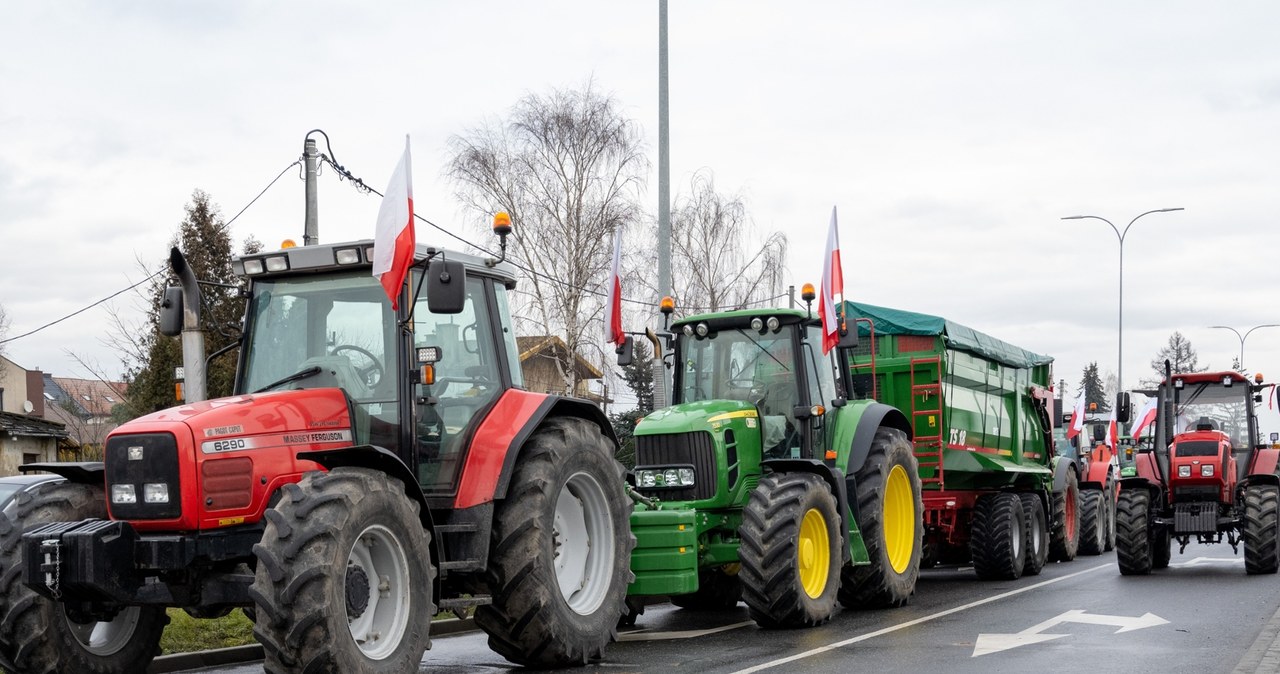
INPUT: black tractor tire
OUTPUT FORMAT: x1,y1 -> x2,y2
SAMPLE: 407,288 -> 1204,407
1048,468 -> 1080,562
474,417 -> 634,668
1243,484 -> 1280,575
1019,493 -> 1049,576
739,472 -> 841,628
838,428 -> 922,609
1152,527 -> 1172,570
1104,487 -> 1117,552
1079,489 -> 1107,556
1116,489 -> 1154,576
671,567 -> 743,610
0,482 -> 168,674
970,492 -> 1028,580
250,468 -> 434,673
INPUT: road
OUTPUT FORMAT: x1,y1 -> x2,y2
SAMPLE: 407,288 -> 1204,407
191,543 -> 1280,674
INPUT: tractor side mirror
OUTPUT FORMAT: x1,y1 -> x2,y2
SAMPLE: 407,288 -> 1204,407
837,322 -> 859,349
1271,432 -> 1279,443
616,336 -> 634,366
159,286 -> 183,337
1092,425 -> 1106,443
426,259 -> 466,314
1114,392 -> 1132,423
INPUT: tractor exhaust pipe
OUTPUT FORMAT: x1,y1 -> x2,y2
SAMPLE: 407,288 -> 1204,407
1153,359 -> 1172,486
170,247 -> 206,403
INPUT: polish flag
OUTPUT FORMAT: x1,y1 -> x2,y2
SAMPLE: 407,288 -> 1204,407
818,206 -> 844,355
604,227 -> 624,346
372,136 -> 415,310
1065,391 -> 1086,441
1130,396 -> 1159,440
1104,407 -> 1117,449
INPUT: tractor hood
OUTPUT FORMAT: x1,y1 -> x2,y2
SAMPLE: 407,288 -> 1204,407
119,388 -> 353,446
635,399 -> 760,436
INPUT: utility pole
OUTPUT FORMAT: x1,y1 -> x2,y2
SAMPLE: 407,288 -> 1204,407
303,137 -> 320,245
654,0 -> 671,408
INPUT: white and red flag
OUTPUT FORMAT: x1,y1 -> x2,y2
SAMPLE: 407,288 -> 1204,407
818,206 -> 844,354
372,135 -> 415,310
1130,396 -> 1159,439
604,227 -> 624,346
1065,391 -> 1087,441
1104,406 -> 1118,449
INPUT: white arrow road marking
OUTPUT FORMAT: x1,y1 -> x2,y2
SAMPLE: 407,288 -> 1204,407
1168,556 -> 1243,568
619,620 -> 754,642
972,610 -> 1170,656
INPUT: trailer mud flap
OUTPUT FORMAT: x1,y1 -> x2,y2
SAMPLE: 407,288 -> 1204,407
627,508 -> 698,596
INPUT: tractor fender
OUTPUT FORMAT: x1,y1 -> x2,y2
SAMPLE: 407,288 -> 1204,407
1051,455 -> 1079,493
845,403 -> 912,475
1119,476 -> 1164,501
18,462 -> 104,486
761,458 -> 853,565
297,445 -> 433,530
1249,447 -> 1280,478
454,390 -> 619,510
1241,473 -> 1280,489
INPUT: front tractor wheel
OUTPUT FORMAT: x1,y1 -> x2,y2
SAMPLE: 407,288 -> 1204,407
838,428 -> 922,609
740,472 -> 841,628
250,468 -> 434,673
1079,489 -> 1107,556
1116,489 -> 1154,576
475,417 -> 635,668
0,482 -> 168,674
970,492 -> 1028,580
1243,484 -> 1280,575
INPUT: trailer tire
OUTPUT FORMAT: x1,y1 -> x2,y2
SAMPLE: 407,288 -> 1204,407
251,468 -> 433,673
740,472 -> 840,628
1048,468 -> 1080,562
671,567 -> 742,610
475,417 -> 634,667
1243,484 -> 1280,575
1079,489 -> 1107,556
838,428 -> 922,609
1019,493 -> 1048,576
1116,489 -> 1153,575
970,492 -> 1027,580
0,482 -> 168,674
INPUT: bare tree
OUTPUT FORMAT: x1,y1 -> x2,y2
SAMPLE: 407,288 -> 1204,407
0,302 -> 9,360
1144,330 -> 1208,386
663,170 -> 787,312
447,82 -> 648,396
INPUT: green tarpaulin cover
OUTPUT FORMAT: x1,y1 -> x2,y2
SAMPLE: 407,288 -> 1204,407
839,300 -> 1052,369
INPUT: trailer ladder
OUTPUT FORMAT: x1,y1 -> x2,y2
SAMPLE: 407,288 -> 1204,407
910,356 -> 944,486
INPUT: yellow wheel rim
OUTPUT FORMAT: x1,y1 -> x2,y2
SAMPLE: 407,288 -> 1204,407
798,507 -> 830,599
883,464 -> 915,574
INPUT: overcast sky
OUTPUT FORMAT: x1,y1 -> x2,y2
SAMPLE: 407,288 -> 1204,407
3,1 -> 1280,429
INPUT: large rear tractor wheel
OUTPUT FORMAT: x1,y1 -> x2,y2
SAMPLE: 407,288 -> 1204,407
671,567 -> 742,610
1116,489 -> 1154,576
1079,489 -> 1107,556
1243,484 -> 1280,575
740,472 -> 841,628
1048,468 -> 1080,562
251,468 -> 433,673
0,482 -> 168,674
970,492 -> 1028,580
475,417 -> 634,668
1019,493 -> 1049,576
838,428 -> 922,609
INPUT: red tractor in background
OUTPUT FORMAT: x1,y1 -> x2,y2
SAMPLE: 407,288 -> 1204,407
1116,365 -> 1280,575
3,230 -> 634,673
1067,406 -> 1121,556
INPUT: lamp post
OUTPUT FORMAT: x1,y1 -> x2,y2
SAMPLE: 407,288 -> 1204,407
1208,324 -> 1280,370
1061,208 -> 1184,391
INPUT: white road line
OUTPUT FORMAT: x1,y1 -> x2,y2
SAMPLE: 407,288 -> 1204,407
728,562 -> 1110,674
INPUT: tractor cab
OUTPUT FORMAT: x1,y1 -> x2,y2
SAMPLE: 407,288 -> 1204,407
1165,373 -> 1258,493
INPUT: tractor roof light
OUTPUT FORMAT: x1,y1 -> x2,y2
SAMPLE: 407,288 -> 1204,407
766,316 -> 781,333
751,317 -> 764,332
1222,375 -> 1234,387
695,322 -> 710,338
242,259 -> 265,275
682,324 -> 694,336
335,247 -> 361,265
660,296 -> 675,315
1089,402 -> 1098,411
1256,372 -> 1265,384
492,211 -> 513,237
1174,379 -> 1185,389
801,283 -> 816,303
280,239 -> 298,249
264,255 -> 289,272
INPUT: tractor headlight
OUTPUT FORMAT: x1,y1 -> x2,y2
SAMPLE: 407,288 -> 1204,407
751,317 -> 764,332
143,483 -> 170,504
695,322 -> 710,337
766,316 -> 780,333
1178,465 -> 1191,478
111,484 -> 137,504
1200,464 -> 1215,477
635,466 -> 696,489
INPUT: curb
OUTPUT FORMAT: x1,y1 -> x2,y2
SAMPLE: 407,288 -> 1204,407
147,617 -> 476,673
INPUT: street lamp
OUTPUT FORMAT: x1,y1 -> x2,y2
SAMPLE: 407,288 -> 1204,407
1208,324 -> 1280,370
1061,207 -> 1184,391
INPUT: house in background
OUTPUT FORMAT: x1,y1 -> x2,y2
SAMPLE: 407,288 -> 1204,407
0,355 -> 67,474
516,336 -> 611,407
43,375 -> 128,460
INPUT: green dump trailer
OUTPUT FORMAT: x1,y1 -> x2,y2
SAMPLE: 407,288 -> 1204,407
838,301 -> 1081,578
625,307 -> 924,629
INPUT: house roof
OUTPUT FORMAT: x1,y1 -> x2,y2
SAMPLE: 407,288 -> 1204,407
46,376 -> 127,417
516,336 -> 605,380
0,411 -> 68,439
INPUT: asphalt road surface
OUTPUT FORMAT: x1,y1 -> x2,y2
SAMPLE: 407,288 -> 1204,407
194,542 -> 1280,674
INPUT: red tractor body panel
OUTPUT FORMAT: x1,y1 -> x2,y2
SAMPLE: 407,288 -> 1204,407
1167,430 -> 1235,501
105,388 -> 345,531
453,388 -> 549,509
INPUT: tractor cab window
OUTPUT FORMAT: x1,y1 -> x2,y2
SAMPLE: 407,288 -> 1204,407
679,326 -> 800,458
413,276 -> 502,492
1173,382 -> 1250,449
240,272 -> 399,451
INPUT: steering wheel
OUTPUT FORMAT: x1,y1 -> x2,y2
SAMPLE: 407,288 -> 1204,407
332,345 -> 384,389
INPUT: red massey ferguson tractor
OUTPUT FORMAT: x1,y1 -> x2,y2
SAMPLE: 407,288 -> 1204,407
0,237 -> 634,673
1116,365 -> 1280,575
